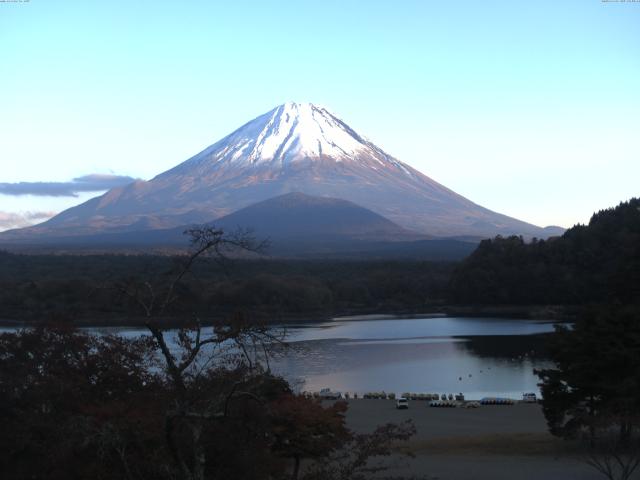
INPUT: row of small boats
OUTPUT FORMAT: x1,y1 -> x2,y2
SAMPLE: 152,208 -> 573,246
404,393 -> 464,401
303,389 -> 530,405
479,397 -> 515,405
302,390 -> 466,401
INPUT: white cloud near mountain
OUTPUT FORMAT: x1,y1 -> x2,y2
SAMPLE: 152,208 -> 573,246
0,211 -> 57,231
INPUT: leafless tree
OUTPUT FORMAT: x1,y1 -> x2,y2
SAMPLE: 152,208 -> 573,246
117,226 -> 281,480
582,431 -> 640,480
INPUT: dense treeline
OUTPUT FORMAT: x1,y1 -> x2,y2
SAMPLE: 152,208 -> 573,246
0,253 -> 454,324
536,306 -> 640,479
449,198 -> 640,306
537,306 -> 640,440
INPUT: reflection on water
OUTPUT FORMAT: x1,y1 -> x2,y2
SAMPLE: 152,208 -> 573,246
270,316 -> 556,399
460,334 -> 550,359
285,316 -> 554,342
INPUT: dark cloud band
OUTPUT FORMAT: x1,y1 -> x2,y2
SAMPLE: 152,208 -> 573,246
0,174 -> 138,197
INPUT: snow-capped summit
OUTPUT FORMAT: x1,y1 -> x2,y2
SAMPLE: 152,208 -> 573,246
2,103 -> 563,240
213,102 -> 369,164
170,102 -> 411,175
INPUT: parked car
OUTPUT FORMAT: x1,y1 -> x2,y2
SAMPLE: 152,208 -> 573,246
396,397 -> 409,409
522,392 -> 537,403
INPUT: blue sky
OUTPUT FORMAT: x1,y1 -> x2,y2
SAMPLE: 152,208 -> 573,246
1,0 -> 639,230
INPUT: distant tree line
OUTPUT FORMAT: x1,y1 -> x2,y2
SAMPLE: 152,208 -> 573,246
0,253 -> 454,325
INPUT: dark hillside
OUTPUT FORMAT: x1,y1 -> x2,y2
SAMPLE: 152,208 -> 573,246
0,193 -> 476,261
449,198 -> 640,305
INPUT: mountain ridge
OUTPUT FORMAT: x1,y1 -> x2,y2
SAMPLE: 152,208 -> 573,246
0,102 -> 564,240
0,193 -> 478,260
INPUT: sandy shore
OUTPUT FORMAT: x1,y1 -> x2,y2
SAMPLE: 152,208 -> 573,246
337,399 -> 601,480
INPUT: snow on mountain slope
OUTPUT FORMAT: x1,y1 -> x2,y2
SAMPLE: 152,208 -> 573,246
188,102 -> 370,166
0,102 -> 561,240
163,102 -> 417,178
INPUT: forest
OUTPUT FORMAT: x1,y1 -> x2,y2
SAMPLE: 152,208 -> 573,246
1,198 -> 638,327
0,253 -> 454,325
449,198 -> 640,307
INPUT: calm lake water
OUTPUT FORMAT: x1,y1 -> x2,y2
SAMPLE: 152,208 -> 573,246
3,315 -> 557,400
269,315 -> 556,400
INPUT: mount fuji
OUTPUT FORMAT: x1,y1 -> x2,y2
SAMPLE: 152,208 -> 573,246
1,102 -> 563,241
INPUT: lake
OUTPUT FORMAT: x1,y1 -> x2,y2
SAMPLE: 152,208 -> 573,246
2,315 -> 557,400
268,315 -> 556,400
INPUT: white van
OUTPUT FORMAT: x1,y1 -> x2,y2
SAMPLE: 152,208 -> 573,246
396,397 -> 409,409
319,388 -> 342,400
